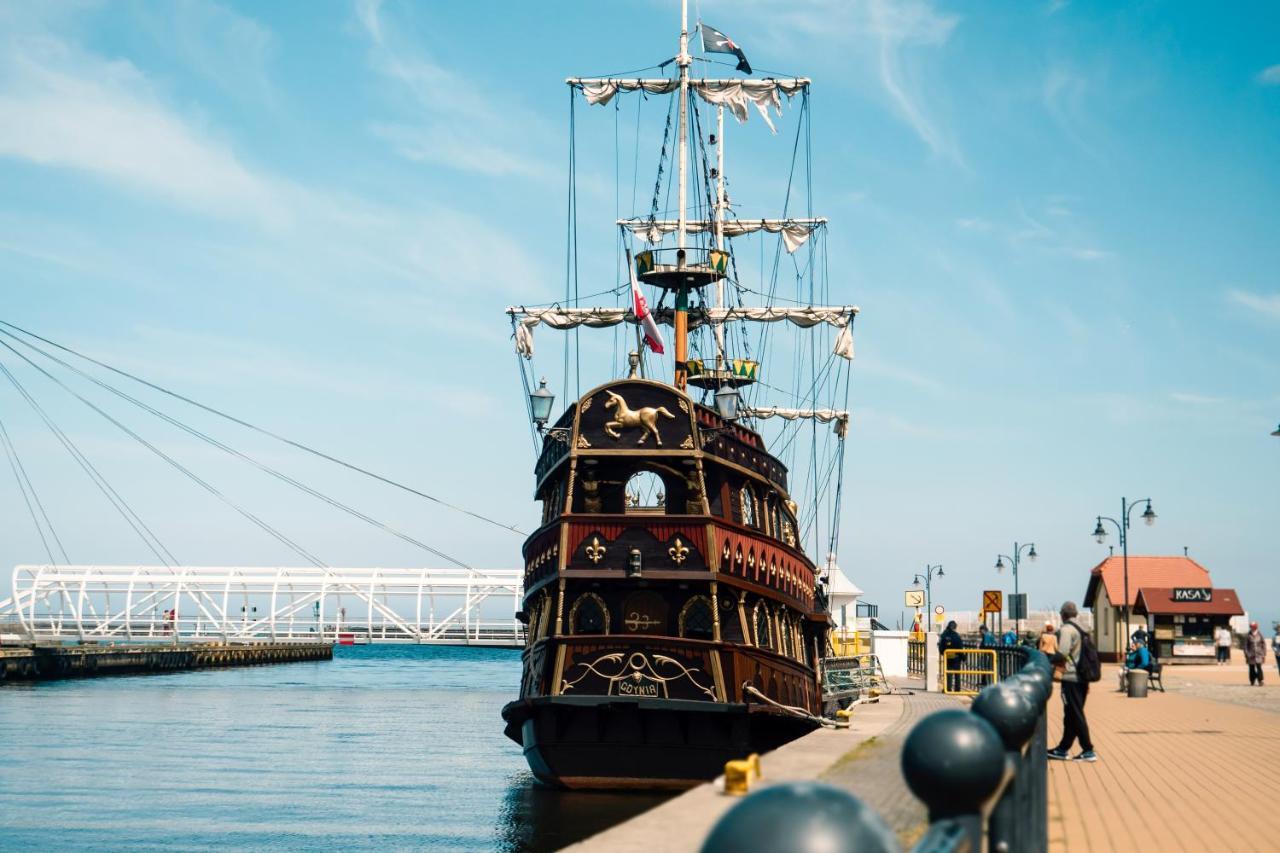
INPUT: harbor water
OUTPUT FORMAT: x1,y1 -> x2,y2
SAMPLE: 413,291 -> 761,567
0,645 -> 670,851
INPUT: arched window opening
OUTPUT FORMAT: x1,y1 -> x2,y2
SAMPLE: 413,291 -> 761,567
752,600 -> 772,649
568,592 -> 610,635
678,596 -> 715,641
625,470 -> 667,514
739,485 -> 757,528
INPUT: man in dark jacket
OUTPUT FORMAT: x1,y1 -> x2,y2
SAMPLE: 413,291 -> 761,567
938,621 -> 964,692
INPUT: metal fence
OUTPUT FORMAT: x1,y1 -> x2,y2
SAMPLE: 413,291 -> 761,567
703,647 -> 1054,853
907,638 -> 926,677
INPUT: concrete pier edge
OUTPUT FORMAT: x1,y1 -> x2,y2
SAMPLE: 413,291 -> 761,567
563,694 -> 908,853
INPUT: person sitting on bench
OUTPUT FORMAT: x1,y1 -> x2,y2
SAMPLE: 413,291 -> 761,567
1118,640 -> 1151,691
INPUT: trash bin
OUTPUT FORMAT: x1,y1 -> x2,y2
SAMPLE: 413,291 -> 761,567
1127,669 -> 1149,698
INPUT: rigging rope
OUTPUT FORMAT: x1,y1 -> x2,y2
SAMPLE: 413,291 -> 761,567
0,320 -> 525,536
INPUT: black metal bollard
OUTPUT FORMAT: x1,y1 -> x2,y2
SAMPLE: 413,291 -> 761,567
701,781 -> 899,853
902,709 -> 1007,850
972,681 -> 1039,852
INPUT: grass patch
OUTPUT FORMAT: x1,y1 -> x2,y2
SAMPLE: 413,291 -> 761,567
819,735 -> 884,775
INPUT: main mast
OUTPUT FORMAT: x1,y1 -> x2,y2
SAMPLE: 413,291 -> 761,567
674,0 -> 690,391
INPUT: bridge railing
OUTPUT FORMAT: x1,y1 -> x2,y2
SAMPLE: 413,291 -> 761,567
702,647 -> 1054,853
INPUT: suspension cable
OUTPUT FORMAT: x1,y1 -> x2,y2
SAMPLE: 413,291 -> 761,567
0,339 -> 328,569
0,362 -> 177,565
0,415 -> 67,565
0,320 -> 525,536
1,329 -> 486,574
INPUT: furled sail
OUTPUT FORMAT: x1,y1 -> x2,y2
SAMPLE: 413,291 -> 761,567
618,218 -> 826,253
568,78 -> 809,132
508,305 -> 856,360
741,407 -> 850,438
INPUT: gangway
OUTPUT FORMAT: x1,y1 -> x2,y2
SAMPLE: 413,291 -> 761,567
1,565 -> 526,647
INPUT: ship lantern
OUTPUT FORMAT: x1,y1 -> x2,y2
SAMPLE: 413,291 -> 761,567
529,377 -> 555,429
715,385 -> 741,421
627,548 -> 643,578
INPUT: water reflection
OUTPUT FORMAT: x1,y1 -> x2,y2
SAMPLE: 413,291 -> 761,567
495,772 -> 673,852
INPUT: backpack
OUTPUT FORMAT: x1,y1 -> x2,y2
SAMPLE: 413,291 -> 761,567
1069,621 -> 1101,683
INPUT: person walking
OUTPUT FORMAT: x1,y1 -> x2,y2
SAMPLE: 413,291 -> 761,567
1215,624 -> 1232,666
1244,622 -> 1267,686
979,624 -> 996,648
1038,622 -> 1058,656
1002,627 -> 1017,646
1049,601 -> 1097,762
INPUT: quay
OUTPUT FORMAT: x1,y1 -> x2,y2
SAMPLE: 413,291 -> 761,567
0,641 -> 331,682
567,659 -> 1280,852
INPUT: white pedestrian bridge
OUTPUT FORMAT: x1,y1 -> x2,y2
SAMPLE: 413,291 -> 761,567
0,565 -> 525,647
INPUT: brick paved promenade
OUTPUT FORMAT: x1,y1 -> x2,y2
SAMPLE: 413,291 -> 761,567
1048,664 -> 1280,851
820,684 -> 959,848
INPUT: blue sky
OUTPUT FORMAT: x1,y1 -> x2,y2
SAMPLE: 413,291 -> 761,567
1,1 -> 1277,629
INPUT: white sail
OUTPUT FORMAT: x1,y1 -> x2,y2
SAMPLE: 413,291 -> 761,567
508,305 -> 856,360
619,218 -> 826,253
568,78 -> 809,132
741,407 -> 850,437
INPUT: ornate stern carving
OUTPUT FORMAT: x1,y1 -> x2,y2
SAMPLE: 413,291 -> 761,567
668,538 -> 690,565
584,536 -> 606,564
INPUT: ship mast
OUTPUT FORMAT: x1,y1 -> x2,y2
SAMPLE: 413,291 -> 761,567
714,106 -> 726,365
674,0 -> 690,391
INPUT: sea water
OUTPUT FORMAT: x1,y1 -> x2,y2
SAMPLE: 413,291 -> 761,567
0,646 -> 669,851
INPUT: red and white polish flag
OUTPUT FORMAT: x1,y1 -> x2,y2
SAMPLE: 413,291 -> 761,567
629,253 -> 665,355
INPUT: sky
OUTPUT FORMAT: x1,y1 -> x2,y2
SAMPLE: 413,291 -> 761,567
0,1 -> 1278,630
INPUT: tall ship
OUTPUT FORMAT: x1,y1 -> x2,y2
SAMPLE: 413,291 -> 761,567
501,3 -> 858,789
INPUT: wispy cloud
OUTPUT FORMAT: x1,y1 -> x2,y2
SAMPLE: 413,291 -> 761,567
1258,64 -> 1280,86
353,0 -> 551,179
1042,65 -> 1100,158
1170,392 -> 1222,406
133,0 -> 277,103
0,35 -> 290,224
714,0 -> 962,163
955,199 -> 1111,262
1228,289 -> 1280,321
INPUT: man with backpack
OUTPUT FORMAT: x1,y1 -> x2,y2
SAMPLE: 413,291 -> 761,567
1048,600 -> 1099,763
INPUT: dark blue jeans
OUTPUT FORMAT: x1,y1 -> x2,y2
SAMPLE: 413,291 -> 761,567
1055,680 -> 1092,753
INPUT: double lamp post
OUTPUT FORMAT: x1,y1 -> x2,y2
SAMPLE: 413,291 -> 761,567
1092,497 -> 1156,654
994,541 -> 1037,637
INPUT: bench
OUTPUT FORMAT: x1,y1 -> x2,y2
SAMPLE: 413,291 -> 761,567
1148,660 -> 1165,692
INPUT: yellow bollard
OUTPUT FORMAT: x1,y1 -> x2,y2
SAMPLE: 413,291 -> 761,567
836,707 -> 853,720
723,760 -> 753,796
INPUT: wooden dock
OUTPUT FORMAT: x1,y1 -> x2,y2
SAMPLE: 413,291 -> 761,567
0,641 -> 332,682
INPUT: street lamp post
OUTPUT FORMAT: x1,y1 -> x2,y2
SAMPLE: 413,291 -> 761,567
995,541 -> 1037,638
913,564 -> 944,623
1091,497 -> 1156,657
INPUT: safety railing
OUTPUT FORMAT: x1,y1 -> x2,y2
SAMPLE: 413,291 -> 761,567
701,647 -> 1054,853
907,638 -> 927,677
941,648 -> 998,695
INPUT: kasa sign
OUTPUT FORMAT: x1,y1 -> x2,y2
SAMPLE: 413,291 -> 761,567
1172,588 -> 1212,603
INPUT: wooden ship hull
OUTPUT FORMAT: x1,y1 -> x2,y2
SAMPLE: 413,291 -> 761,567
502,378 -> 830,789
